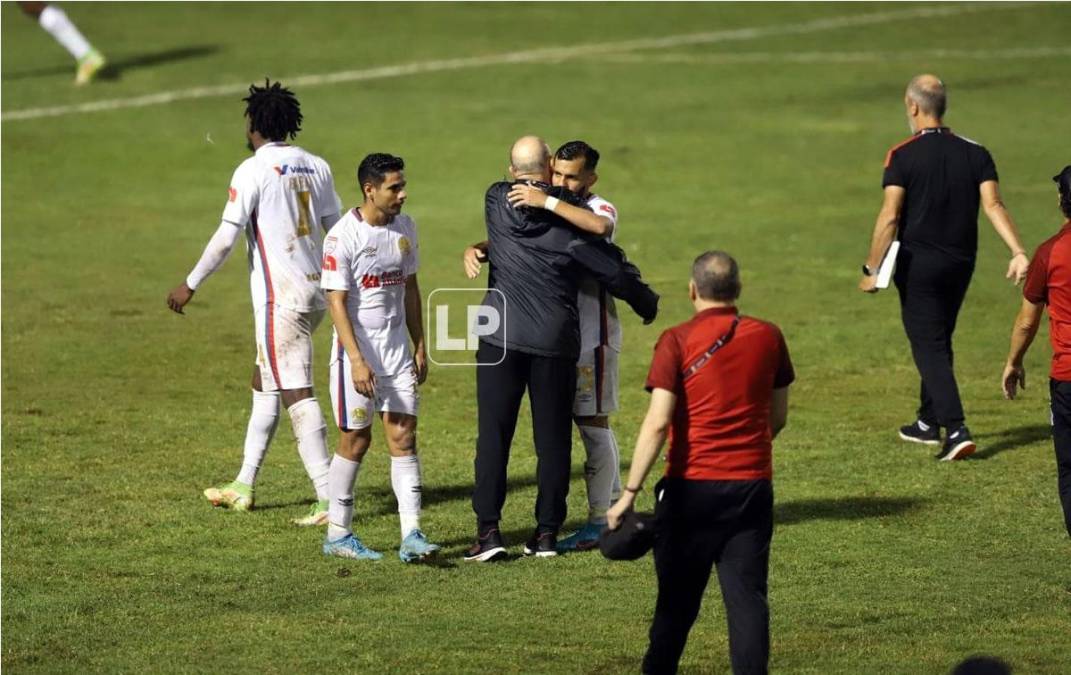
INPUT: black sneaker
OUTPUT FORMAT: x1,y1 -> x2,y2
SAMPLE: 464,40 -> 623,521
463,527 -> 507,562
898,420 -> 941,445
935,426 -> 976,461
523,531 -> 558,558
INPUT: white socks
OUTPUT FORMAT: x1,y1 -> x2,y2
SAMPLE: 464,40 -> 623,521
579,425 -> 620,525
287,398 -> 331,502
392,455 -> 423,537
38,6 -> 93,60
327,454 -> 360,540
235,390 -> 280,487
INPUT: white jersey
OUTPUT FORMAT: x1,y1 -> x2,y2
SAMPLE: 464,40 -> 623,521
578,193 -> 622,352
223,142 -> 339,312
320,208 -> 419,376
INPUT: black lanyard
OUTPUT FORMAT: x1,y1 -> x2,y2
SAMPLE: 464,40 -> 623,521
683,316 -> 740,380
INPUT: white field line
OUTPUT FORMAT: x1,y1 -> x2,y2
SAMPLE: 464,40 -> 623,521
593,46 -> 1071,65
1,2 -> 1038,123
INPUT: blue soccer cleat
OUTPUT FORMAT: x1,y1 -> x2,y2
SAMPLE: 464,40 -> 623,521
556,522 -> 605,552
398,529 -> 441,563
323,533 -> 383,561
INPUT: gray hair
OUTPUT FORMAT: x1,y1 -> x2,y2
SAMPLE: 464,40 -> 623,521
691,251 -> 740,302
907,75 -> 947,118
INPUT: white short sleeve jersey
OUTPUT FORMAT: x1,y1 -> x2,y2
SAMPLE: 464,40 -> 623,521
222,142 -> 338,312
320,209 -> 419,376
577,193 -> 622,352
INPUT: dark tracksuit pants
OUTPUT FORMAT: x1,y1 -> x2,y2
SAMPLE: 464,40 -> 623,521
1048,379 -> 1071,537
894,248 -> 975,430
643,478 -> 773,675
473,340 -> 577,533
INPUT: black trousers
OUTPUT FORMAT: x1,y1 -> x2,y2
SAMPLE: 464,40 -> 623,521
894,249 -> 974,429
1048,379 -> 1071,537
472,340 -> 577,532
643,478 -> 773,675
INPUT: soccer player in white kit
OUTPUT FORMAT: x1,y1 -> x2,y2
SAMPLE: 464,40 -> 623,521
504,141 -> 624,551
167,81 -> 339,526
319,153 -> 440,562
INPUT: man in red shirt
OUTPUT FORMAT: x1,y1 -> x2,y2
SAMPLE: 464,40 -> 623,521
608,251 -> 794,675
1001,166 -> 1071,537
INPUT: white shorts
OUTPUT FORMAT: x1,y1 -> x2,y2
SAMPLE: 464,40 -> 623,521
254,304 -> 324,391
329,341 -> 419,430
574,346 -> 619,417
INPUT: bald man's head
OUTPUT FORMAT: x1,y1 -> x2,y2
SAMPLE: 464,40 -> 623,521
510,135 -> 552,179
691,251 -> 741,303
906,74 -> 947,119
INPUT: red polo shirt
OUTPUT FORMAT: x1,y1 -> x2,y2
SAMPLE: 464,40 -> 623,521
1022,221 -> 1071,381
645,307 -> 794,481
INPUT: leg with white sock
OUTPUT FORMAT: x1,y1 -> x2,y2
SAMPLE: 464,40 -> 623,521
236,389 -> 280,487
22,3 -> 107,84
322,426 -> 382,560
384,412 -> 440,562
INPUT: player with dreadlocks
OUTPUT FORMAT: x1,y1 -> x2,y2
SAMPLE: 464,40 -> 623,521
167,80 -> 342,527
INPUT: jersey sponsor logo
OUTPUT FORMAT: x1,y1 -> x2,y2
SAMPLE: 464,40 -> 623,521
324,236 -> 338,254
273,165 -> 316,176
361,270 -> 405,288
398,237 -> 412,255
598,203 -> 616,217
322,254 -> 337,271
228,187 -> 237,202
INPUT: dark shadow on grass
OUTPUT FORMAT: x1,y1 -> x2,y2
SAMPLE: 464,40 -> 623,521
2,45 -> 220,82
775,496 -> 922,525
970,424 -> 1051,460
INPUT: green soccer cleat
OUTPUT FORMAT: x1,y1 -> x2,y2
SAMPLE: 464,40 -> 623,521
292,499 -> 330,526
203,480 -> 254,512
75,49 -> 106,86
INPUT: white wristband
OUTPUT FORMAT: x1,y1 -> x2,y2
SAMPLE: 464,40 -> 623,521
544,196 -> 560,213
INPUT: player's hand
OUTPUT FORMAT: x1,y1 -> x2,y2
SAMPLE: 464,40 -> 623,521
167,282 -> 195,314
351,360 -> 376,398
1002,361 -> 1026,400
412,348 -> 428,385
858,275 -> 879,293
463,246 -> 486,279
606,493 -> 636,531
507,183 -> 547,209
1007,253 -> 1029,286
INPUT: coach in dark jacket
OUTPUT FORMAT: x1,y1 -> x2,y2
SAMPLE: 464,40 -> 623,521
465,135 -> 658,562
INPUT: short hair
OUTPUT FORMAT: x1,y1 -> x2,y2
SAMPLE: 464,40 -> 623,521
243,79 -> 302,141
1054,165 -> 1071,219
554,140 -> 600,172
357,153 -> 405,188
691,251 -> 741,302
907,76 -> 947,118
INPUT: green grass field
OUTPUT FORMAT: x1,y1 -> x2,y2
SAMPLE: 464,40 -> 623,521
3,2 -> 1071,672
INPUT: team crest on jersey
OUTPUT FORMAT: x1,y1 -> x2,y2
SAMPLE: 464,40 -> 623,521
228,187 -> 237,202
398,237 -> 412,255
353,408 -> 367,423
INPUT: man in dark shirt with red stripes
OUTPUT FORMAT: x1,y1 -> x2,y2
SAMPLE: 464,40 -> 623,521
608,251 -> 793,675
1002,166 -> 1071,537
858,74 -> 1030,461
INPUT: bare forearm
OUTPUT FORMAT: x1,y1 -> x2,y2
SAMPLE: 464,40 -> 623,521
623,421 -> 669,491
327,294 -> 365,365
865,209 -> 898,269
1007,315 -> 1040,366
553,201 -> 612,237
404,278 -> 425,352
986,203 -> 1027,255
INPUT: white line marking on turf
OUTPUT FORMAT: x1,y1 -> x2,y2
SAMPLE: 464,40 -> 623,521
594,46 -> 1071,65
1,2 -> 1040,123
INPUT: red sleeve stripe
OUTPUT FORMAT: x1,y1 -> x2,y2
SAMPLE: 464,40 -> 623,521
884,134 -> 922,169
